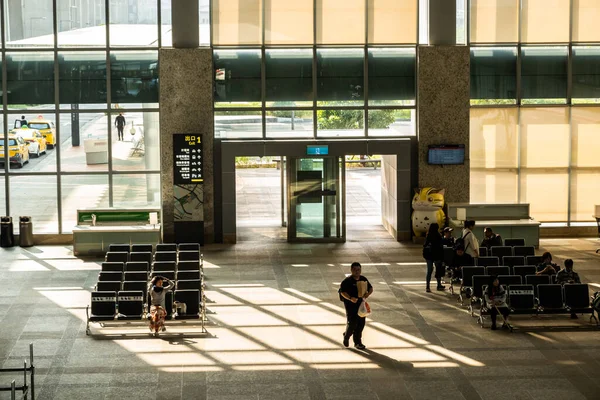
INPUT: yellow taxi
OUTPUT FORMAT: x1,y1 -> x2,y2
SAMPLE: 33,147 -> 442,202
26,116 -> 57,149
11,127 -> 47,157
0,134 -> 30,168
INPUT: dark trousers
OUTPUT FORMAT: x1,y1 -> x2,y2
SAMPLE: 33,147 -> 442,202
490,306 -> 510,325
426,259 -> 444,288
117,126 -> 124,140
344,305 -> 366,345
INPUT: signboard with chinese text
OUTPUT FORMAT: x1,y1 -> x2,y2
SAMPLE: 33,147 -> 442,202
173,134 -> 204,184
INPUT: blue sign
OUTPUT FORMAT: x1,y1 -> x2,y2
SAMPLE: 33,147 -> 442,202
306,145 -> 329,155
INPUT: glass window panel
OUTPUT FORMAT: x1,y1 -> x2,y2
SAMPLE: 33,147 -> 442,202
113,173 -> 161,207
520,171 -> 568,222
470,108 -> 518,168
0,114 -> 5,168
521,47 -> 567,103
111,111 -> 160,171
59,112 -> 109,172
57,0 -> 106,47
470,170 -> 518,203
317,49 -> 364,106
61,175 -> 109,233
10,175 -> 58,233
9,113 -> 57,173
573,0 -> 600,42
521,0 -> 569,43
572,108 -> 600,167
109,0 -> 158,46
368,48 -> 415,105
470,0 -> 519,43
266,110 -> 314,138
265,0 -> 313,45
110,51 -> 159,105
200,0 -> 210,46
266,49 -> 313,107
368,109 -> 416,137
570,170 -> 600,222
572,47 -> 600,102
215,110 -> 263,139
162,0 -> 172,46
6,53 -> 55,107
520,108 -> 569,168
59,52 -> 107,105
214,50 -> 262,107
213,0 -> 262,45
317,0 -> 364,44
470,48 -> 517,102
4,0 -> 54,47
368,0 -> 417,44
317,109 -> 364,138
456,0 -> 467,45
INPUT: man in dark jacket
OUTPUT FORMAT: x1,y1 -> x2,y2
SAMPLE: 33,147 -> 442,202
115,113 -> 126,141
442,227 -> 455,247
339,262 -> 373,350
481,227 -> 502,249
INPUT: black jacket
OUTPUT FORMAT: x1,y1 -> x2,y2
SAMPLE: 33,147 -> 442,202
424,234 -> 444,262
481,234 -> 503,249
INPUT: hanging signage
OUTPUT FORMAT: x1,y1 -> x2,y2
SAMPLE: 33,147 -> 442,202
173,134 -> 203,184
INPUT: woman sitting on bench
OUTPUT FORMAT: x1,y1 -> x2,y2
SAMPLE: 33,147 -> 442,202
148,275 -> 174,336
485,276 -> 510,331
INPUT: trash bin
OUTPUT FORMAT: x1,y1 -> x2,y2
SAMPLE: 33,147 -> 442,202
19,216 -> 34,247
0,216 -> 15,248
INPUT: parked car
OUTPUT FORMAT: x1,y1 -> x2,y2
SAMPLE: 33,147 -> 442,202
16,117 -> 56,149
11,127 -> 47,157
0,134 -> 30,168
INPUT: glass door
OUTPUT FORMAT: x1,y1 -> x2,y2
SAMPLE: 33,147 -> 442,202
287,157 -> 344,242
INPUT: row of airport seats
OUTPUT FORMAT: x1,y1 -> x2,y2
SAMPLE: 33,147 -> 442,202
86,243 -> 205,335
476,283 -> 598,327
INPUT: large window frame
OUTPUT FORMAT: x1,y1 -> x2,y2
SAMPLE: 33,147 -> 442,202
0,0 -> 162,234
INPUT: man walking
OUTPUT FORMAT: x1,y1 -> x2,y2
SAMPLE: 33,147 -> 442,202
339,262 -> 373,350
115,112 -> 126,141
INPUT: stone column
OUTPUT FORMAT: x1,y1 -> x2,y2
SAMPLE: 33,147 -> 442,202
159,48 -> 214,243
172,0 -> 199,48
428,0 -> 457,45
417,46 -> 470,203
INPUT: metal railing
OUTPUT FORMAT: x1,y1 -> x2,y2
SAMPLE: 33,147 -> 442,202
0,343 -> 35,399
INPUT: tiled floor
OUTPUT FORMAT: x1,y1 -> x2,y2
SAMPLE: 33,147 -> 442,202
1,237 -> 600,399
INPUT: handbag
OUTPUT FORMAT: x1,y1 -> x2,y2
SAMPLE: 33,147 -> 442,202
358,301 -> 371,318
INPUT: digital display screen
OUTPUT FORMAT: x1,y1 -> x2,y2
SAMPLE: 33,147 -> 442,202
306,145 -> 329,156
428,145 -> 465,165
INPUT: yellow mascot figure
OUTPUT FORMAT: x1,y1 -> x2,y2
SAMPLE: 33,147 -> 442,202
412,187 -> 446,237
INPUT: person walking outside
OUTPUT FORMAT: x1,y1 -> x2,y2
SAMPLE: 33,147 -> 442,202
339,262 -> 373,350
423,223 -> 445,292
115,112 -> 126,141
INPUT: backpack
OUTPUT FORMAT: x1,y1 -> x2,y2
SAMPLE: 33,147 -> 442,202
454,231 -> 471,251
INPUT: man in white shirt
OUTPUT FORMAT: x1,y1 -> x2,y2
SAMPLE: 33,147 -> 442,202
461,220 -> 480,259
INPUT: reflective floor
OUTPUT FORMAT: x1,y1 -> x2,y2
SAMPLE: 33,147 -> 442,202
1,238 -> 600,399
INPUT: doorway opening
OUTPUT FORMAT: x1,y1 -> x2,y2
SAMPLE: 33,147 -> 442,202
345,155 -> 392,241
235,156 -> 286,242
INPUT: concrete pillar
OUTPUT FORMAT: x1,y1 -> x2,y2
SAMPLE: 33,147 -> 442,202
159,48 -> 213,243
428,0 -> 457,45
417,46 -> 470,203
172,0 -> 199,48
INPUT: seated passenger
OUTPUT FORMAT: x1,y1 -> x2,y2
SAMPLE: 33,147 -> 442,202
484,275 -> 510,330
536,252 -> 558,276
148,275 -> 175,336
480,227 -> 503,249
556,259 -> 581,319
450,245 -> 474,281
442,227 -> 455,248
556,259 -> 581,285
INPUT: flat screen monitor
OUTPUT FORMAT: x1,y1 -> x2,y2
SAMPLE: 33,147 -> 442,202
306,145 -> 329,156
428,144 -> 465,165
